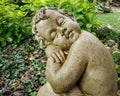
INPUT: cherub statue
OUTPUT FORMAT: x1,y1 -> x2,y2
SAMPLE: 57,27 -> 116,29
32,7 -> 118,96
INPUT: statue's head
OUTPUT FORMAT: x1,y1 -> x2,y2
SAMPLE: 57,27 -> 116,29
32,7 -> 81,50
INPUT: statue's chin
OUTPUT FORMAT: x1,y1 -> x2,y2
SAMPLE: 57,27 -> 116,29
61,45 -> 71,51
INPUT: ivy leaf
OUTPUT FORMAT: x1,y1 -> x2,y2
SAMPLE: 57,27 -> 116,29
0,37 -> 6,47
6,37 -> 13,43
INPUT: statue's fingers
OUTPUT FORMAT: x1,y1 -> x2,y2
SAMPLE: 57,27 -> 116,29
56,52 -> 64,63
64,51 -> 68,55
49,56 -> 55,63
60,50 -> 65,61
65,30 -> 70,38
51,53 -> 60,63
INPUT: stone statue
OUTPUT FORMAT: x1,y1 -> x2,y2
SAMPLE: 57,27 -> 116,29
32,7 -> 118,96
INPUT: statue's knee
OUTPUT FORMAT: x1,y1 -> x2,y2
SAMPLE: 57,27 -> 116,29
37,82 -> 59,96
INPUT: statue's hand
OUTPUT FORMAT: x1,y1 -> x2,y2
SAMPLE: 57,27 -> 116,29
45,45 -> 66,64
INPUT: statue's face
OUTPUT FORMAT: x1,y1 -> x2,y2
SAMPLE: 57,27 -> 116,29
36,9 -> 81,50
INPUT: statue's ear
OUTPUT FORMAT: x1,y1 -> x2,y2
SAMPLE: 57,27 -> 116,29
38,37 -> 46,48
40,39 -> 45,48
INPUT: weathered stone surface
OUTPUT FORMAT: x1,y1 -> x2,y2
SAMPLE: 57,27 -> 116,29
32,7 -> 118,96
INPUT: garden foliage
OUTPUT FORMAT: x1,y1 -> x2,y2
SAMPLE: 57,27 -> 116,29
0,0 -> 32,47
0,0 -> 101,47
96,25 -> 120,46
0,37 -> 47,95
0,0 -> 120,95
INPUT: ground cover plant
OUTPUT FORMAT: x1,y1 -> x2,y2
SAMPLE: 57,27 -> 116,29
0,36 -> 47,96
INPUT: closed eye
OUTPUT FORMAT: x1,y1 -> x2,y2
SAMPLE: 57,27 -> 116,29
69,32 -> 74,38
51,32 -> 57,40
57,17 -> 65,26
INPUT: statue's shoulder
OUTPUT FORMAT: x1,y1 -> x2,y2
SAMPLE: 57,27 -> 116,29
80,30 -> 95,41
81,30 -> 94,37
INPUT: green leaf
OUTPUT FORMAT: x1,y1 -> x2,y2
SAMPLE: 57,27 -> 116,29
17,11 -> 24,17
118,78 -> 120,81
0,37 -> 6,47
86,24 -> 92,29
30,92 -> 37,96
83,0 -> 89,3
76,8 -> 83,13
0,28 -> 3,34
6,37 -> 12,43
76,15 -> 84,20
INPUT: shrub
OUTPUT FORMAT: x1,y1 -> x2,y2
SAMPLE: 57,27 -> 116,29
96,24 -> 120,47
0,0 -> 32,47
112,50 -> 120,88
0,0 -> 101,47
30,0 -> 101,32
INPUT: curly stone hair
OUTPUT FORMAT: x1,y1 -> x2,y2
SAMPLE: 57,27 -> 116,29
32,7 -> 75,48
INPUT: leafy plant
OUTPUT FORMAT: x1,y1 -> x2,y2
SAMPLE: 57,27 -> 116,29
96,25 -> 120,45
0,0 -> 32,47
112,51 -> 120,65
112,50 -> 120,88
30,0 -> 101,32
0,36 -> 47,95
72,1 -> 101,32
0,0 -> 101,47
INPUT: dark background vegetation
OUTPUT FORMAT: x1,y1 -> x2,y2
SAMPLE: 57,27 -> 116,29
0,0 -> 120,96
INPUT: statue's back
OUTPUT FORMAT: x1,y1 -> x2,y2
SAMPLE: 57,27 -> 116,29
79,31 -> 118,96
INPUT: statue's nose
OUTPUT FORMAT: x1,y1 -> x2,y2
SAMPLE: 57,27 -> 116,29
61,28 -> 67,36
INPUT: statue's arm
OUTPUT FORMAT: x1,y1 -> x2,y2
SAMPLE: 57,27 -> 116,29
45,44 -> 66,64
46,42 -> 88,93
